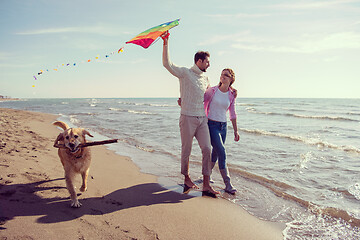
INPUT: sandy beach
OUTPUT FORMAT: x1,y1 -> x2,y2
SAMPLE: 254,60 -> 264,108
0,107 -> 284,239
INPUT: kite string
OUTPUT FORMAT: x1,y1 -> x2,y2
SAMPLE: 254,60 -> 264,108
32,47 -> 124,86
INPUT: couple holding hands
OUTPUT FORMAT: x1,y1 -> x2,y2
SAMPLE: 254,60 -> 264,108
161,31 -> 240,198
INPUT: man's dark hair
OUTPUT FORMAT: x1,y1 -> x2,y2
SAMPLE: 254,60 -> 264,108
194,51 -> 210,63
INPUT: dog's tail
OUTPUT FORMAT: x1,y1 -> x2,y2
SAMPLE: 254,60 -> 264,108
53,121 -> 70,131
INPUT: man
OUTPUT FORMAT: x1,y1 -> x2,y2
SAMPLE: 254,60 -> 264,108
162,31 -> 219,197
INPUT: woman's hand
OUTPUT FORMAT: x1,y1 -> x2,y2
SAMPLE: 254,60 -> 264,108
234,131 -> 240,142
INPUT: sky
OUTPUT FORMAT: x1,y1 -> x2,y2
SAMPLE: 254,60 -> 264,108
0,0 -> 359,98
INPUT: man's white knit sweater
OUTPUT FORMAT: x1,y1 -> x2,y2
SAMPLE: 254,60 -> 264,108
163,43 -> 210,117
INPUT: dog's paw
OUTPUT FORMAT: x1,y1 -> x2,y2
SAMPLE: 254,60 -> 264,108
71,199 -> 82,208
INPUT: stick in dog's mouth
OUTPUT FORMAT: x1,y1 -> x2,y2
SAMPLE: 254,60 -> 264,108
66,143 -> 81,153
54,139 -> 118,149
69,147 -> 80,153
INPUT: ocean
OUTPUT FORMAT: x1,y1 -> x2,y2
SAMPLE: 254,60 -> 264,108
1,98 -> 359,239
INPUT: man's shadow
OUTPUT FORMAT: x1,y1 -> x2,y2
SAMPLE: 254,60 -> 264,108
0,178 -> 194,228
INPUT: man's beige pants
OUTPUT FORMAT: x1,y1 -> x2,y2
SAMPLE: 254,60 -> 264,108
179,114 -> 211,176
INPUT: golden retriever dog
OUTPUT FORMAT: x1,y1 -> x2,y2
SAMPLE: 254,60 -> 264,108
53,121 -> 93,208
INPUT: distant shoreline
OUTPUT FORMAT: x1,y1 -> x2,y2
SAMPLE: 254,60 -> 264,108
0,98 -> 20,101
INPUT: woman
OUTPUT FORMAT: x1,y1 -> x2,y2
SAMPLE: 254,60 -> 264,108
204,68 -> 240,194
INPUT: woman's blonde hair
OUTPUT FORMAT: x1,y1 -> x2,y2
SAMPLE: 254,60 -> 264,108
219,68 -> 235,87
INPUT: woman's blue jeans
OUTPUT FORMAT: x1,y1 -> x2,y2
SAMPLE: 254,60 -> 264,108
208,119 -> 227,170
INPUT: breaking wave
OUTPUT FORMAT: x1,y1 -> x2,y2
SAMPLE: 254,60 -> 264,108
230,167 -> 360,228
108,107 -> 155,115
246,108 -> 358,122
240,128 -> 360,154
117,101 -> 175,107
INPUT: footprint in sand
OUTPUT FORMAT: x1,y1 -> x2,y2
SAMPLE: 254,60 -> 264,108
105,199 -> 123,206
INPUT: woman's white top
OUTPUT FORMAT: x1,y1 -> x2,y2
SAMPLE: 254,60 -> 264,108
208,89 -> 230,122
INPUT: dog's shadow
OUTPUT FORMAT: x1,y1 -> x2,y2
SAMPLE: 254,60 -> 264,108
0,178 -> 194,227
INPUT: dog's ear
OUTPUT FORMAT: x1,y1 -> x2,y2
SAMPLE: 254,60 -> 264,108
82,130 -> 94,138
54,133 -> 64,147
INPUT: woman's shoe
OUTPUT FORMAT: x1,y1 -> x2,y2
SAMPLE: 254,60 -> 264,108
220,168 -> 237,195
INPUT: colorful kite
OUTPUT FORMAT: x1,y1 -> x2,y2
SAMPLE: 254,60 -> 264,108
126,19 -> 180,49
33,18 -> 180,86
